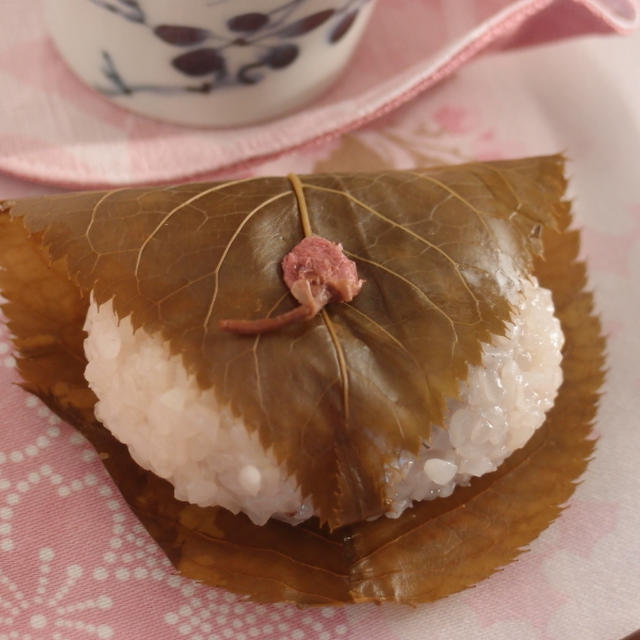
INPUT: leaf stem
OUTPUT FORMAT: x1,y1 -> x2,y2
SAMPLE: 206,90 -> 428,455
287,173 -> 312,237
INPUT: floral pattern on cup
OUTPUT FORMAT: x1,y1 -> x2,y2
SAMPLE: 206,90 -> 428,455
90,0 -> 372,97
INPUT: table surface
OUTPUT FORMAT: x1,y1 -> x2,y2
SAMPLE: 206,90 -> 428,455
1,9 -> 640,640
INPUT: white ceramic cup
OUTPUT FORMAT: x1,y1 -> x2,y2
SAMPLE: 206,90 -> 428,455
45,0 -> 377,128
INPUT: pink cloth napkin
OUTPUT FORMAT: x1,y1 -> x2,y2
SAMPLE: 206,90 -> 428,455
0,0 -> 637,188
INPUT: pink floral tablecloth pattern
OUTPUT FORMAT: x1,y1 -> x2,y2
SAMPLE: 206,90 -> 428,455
2,2 -> 640,640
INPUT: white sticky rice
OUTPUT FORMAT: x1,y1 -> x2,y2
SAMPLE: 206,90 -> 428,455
83,278 -> 564,526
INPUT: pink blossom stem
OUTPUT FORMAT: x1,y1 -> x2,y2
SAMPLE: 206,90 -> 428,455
219,304 -> 315,335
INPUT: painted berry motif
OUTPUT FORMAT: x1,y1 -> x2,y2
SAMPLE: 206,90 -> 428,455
153,25 -> 211,46
171,48 -> 226,77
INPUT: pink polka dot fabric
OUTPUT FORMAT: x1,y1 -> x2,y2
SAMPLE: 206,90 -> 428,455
0,0 -> 636,189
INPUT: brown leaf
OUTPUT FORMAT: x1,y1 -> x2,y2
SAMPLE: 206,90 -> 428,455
315,135 -> 390,173
0,219 -> 95,416
0,156 -> 603,604
3,159 -> 562,528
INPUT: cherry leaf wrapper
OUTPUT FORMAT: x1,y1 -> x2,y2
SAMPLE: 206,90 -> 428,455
0,156 -> 604,604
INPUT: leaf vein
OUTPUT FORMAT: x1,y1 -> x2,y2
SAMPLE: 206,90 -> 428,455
133,177 -> 256,287
201,190 -> 292,336
85,188 -> 126,253
407,171 -> 493,236
345,251 -> 460,359
300,182 -> 482,324
252,293 -> 290,414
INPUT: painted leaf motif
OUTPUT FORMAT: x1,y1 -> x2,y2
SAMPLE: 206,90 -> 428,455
329,10 -> 358,43
0,159 -> 604,603
4,158 -> 562,529
227,12 -> 270,33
